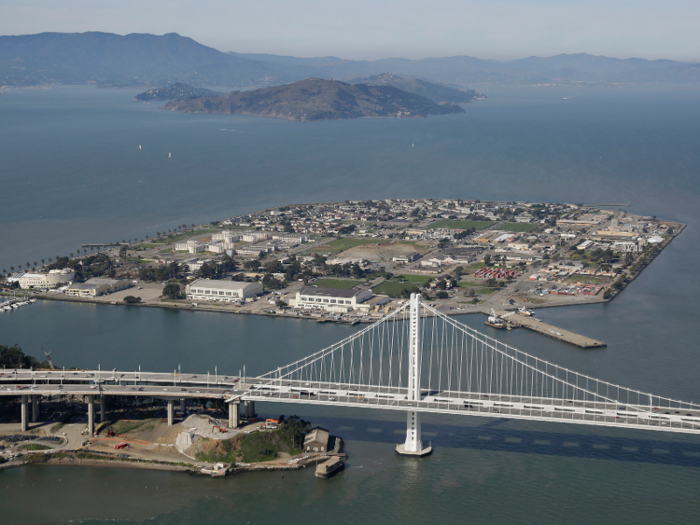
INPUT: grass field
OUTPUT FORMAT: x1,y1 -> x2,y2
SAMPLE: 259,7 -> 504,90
393,274 -> 432,284
477,287 -> 499,294
429,220 -> 495,230
458,281 -> 481,287
373,281 -> 419,297
312,279 -> 363,289
500,222 -> 539,232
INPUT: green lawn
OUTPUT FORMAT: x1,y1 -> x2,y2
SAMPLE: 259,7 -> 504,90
160,229 -> 220,244
312,278 -> 363,289
393,274 -> 432,284
310,237 -> 382,253
499,222 -> 539,232
458,280 -> 481,287
477,287 -> 499,294
429,220 -> 495,230
373,281 -> 419,298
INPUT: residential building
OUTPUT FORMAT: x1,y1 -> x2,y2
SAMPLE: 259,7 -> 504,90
185,279 -> 262,302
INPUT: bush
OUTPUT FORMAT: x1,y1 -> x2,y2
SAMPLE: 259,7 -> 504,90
123,296 -> 141,304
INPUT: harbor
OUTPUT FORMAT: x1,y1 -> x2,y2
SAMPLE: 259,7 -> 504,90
488,309 -> 607,349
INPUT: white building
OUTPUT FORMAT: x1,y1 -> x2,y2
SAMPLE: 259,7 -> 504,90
175,240 -> 206,254
15,269 -> 75,289
212,232 -> 240,243
64,278 -> 131,297
185,279 -> 262,302
291,287 -> 372,313
271,234 -> 310,244
241,232 -> 269,243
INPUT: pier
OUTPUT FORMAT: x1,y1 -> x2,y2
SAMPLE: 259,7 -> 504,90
494,310 -> 607,349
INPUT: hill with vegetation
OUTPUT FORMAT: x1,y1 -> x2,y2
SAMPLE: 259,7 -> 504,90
135,83 -> 222,101
349,73 -> 479,103
162,78 -> 465,121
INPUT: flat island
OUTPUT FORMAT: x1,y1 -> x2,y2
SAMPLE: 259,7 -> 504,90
3,199 -> 684,341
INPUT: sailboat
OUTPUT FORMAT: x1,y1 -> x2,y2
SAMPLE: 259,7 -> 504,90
139,145 -> 142,149
168,152 -> 172,158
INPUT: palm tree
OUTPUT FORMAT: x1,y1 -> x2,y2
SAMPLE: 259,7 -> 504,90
48,258 -> 52,263
33,261 -> 37,267
69,253 -> 73,258
25,262 -> 30,268
145,235 -> 149,240
10,266 -> 14,272
41,259 -> 45,265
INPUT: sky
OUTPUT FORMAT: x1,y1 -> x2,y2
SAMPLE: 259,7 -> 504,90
0,0 -> 698,62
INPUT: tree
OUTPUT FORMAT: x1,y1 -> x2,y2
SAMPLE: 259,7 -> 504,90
436,290 -> 449,299
162,283 -> 182,300
276,299 -> 288,308
484,254 -> 492,267
123,296 -> 142,304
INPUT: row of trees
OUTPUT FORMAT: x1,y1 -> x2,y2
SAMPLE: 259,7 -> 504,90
0,344 -> 50,369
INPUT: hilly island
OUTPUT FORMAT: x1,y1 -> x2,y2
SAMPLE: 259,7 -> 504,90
162,78 -> 465,121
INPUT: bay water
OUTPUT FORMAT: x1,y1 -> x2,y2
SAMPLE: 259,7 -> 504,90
1,84 -> 700,523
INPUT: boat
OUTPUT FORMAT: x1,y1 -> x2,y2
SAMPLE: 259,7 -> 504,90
518,307 -> 535,316
138,145 -> 142,149
485,308 -> 507,329
315,456 -> 345,479
201,462 -> 229,477
168,152 -> 172,158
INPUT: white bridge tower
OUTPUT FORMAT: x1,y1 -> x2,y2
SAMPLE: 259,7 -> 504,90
396,293 -> 432,457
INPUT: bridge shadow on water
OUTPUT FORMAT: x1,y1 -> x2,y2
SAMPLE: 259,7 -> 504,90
309,415 -> 700,468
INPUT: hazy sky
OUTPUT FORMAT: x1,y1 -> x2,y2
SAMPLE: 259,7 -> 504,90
1,0 -> 698,61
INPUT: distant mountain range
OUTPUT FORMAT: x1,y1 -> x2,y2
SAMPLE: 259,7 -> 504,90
0,32 -> 698,89
162,78 -> 464,121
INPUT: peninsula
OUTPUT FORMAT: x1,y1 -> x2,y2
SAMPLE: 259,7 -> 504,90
162,78 -> 465,121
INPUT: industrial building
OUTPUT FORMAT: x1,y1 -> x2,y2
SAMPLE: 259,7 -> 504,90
185,279 -> 262,302
64,278 -> 131,297
292,287 -> 372,313
12,269 -> 75,289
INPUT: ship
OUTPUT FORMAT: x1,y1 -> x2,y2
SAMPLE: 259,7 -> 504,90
315,456 -> 345,479
485,308 -> 508,329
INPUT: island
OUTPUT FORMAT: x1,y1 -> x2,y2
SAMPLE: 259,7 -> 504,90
348,72 -> 482,104
2,199 -> 684,345
135,82 -> 223,102
162,78 -> 465,121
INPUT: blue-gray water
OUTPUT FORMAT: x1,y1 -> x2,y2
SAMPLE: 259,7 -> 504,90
1,85 -> 700,524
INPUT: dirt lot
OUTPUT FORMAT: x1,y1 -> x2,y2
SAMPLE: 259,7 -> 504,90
338,242 -> 428,261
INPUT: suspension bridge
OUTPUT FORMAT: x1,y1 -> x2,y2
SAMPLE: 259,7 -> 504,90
2,294 -> 700,456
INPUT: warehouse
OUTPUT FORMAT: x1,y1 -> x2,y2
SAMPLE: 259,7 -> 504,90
185,279 -> 262,303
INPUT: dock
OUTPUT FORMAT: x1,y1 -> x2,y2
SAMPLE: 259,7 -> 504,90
493,310 -> 607,349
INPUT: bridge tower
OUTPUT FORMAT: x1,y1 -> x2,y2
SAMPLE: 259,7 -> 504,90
396,293 -> 432,457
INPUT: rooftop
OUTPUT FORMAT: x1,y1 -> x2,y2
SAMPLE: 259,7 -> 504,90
189,279 -> 259,290
301,286 -> 365,298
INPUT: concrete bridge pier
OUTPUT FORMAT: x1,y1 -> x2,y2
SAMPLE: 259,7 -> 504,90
87,395 -> 95,435
244,400 -> 256,419
180,398 -> 186,416
100,396 -> 106,423
20,395 -> 28,432
228,402 -> 240,429
167,399 -> 174,426
31,395 -> 39,423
